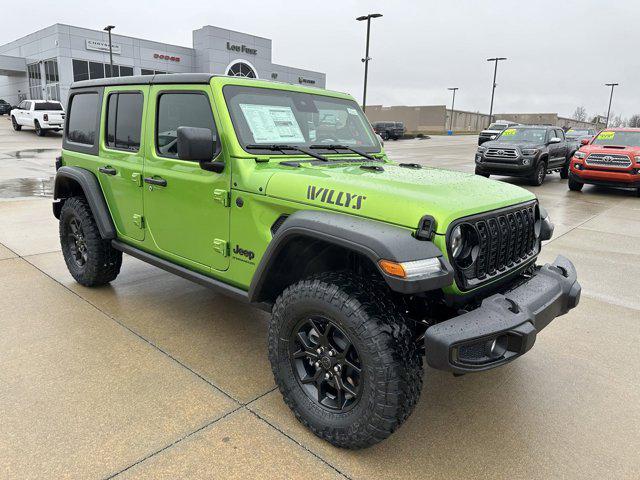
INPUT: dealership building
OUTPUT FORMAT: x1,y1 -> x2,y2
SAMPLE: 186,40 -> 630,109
0,23 -> 326,106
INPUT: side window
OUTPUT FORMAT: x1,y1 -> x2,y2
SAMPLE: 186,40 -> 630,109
17,101 -> 25,110
105,92 -> 144,151
554,129 -> 564,140
67,93 -> 99,145
23,101 -> 31,110
156,92 -> 217,158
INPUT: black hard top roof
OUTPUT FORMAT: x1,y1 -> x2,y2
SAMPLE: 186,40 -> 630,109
70,73 -> 218,90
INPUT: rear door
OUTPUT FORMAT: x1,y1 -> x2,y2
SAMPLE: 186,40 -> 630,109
96,87 -> 147,241
142,85 -> 231,271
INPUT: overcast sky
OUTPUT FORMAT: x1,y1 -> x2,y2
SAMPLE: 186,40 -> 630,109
3,0 -> 638,119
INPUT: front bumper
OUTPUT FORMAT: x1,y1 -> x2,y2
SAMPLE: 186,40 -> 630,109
475,155 -> 537,176
424,255 -> 580,374
570,170 -> 640,188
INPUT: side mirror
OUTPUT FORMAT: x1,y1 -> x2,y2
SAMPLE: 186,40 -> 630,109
580,138 -> 590,145
177,126 -> 224,173
548,137 -> 561,144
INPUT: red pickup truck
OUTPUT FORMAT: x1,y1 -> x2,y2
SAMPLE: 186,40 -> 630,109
569,128 -> 640,196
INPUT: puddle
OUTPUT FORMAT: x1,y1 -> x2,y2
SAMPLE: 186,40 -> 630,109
0,148 -> 60,160
0,177 -> 54,198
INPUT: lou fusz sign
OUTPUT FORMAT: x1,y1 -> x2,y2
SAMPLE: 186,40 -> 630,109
86,39 -> 121,55
226,42 -> 257,55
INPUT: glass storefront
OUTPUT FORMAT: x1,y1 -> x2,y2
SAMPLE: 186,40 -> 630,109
44,59 -> 60,101
72,59 -> 133,82
27,63 -> 42,100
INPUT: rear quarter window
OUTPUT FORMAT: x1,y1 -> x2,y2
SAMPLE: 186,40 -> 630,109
67,93 -> 99,145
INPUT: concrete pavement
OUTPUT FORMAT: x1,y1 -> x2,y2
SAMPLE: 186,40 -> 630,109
1,119 -> 639,479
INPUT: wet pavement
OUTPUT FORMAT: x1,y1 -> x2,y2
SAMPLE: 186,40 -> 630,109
1,118 -> 639,479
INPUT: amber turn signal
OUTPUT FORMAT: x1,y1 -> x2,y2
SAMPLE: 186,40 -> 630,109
378,260 -> 406,278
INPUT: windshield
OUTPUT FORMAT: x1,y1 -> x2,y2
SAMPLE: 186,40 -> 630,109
592,131 -> 640,147
497,127 -> 547,143
487,123 -> 509,131
223,85 -> 380,153
34,102 -> 63,111
566,129 -> 591,138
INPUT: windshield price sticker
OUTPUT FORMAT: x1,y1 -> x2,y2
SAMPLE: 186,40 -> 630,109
347,107 -> 359,116
597,131 -> 615,140
502,128 -> 517,136
239,104 -> 305,143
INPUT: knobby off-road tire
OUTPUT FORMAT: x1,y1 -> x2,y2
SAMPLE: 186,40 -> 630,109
269,271 -> 423,449
59,196 -> 122,287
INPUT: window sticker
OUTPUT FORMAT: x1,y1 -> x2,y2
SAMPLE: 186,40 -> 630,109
239,104 -> 305,143
597,131 -> 615,140
347,107 -> 358,116
502,128 -> 517,136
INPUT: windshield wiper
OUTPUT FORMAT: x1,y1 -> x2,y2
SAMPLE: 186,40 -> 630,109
309,144 -> 376,161
245,144 -> 328,162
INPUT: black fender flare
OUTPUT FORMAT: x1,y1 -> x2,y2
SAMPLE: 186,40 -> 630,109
53,166 -> 116,240
248,210 -> 454,302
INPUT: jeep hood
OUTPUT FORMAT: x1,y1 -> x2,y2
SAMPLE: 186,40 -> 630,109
265,162 -> 535,233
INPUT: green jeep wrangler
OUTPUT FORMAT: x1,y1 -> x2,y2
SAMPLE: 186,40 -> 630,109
53,74 -> 581,449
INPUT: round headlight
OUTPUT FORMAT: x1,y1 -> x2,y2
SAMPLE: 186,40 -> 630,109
451,225 -> 464,258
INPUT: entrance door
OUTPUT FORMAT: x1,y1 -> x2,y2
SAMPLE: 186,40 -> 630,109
97,88 -> 147,241
142,86 -> 230,271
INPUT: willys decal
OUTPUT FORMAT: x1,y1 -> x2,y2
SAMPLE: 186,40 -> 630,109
306,185 -> 367,210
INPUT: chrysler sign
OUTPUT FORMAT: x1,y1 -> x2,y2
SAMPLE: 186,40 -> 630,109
85,39 -> 121,55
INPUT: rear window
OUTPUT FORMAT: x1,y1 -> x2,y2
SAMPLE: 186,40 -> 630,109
67,93 -> 99,145
106,92 -> 144,151
34,102 -> 63,111
487,123 -> 508,131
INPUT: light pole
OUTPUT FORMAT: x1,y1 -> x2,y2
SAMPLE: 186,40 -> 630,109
605,83 -> 619,127
487,57 -> 507,125
103,25 -> 115,77
448,87 -> 459,132
356,13 -> 382,112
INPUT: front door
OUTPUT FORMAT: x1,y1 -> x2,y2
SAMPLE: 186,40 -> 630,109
142,86 -> 230,271
97,87 -> 147,241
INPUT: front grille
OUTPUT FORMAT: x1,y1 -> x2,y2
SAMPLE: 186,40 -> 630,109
449,201 -> 538,290
485,148 -> 518,159
585,153 -> 632,168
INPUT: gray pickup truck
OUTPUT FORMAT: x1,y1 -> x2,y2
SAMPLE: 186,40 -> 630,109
475,125 -> 575,186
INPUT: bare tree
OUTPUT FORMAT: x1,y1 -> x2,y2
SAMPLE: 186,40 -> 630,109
628,114 -> 640,128
572,106 -> 587,122
609,114 -> 627,128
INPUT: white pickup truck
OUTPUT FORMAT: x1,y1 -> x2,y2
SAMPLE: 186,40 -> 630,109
11,99 -> 65,136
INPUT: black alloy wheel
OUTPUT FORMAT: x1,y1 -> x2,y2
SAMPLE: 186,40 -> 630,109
290,315 -> 362,412
67,215 -> 88,268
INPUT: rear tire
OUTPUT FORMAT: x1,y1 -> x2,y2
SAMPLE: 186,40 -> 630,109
11,116 -> 21,131
59,196 -> 122,287
530,161 -> 547,186
560,157 -> 571,179
34,120 -> 46,136
568,176 -> 584,192
269,271 -> 423,449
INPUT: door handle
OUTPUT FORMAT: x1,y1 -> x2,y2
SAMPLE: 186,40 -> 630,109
144,177 -> 167,187
99,166 -> 117,175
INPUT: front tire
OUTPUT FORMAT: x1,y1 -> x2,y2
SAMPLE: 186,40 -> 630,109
11,116 -> 21,131
530,161 -> 547,186
475,166 -> 490,178
269,272 -> 423,449
560,157 -> 571,179
568,176 -> 583,192
59,196 -> 122,287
